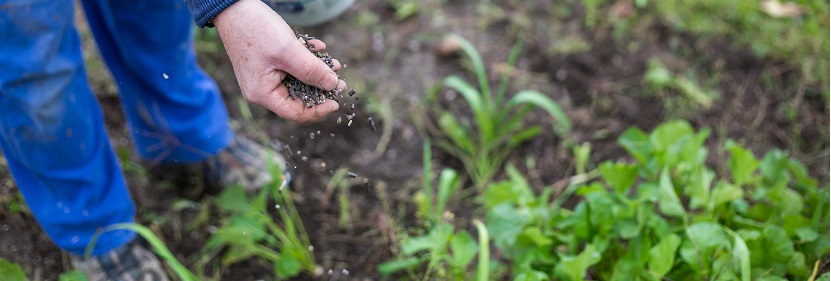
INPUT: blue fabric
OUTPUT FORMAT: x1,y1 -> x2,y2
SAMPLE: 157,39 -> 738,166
184,0 -> 238,27
0,0 -> 233,256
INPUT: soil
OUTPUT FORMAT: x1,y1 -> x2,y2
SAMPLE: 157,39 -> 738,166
0,0 -> 827,280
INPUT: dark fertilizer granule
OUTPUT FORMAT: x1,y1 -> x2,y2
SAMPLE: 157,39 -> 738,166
283,33 -> 353,108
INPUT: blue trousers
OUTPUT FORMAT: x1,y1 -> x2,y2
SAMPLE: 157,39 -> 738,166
0,0 -> 233,255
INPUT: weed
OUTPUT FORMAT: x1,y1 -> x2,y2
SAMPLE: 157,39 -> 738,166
481,120 -> 829,280
426,34 -> 571,188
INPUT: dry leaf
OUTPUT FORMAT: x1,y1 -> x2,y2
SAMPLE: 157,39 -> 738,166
761,0 -> 802,18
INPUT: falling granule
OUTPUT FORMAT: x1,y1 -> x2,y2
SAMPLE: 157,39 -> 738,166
162,73 -> 169,79
347,89 -> 356,97
348,119 -> 353,126
321,162 -> 327,168
275,204 -> 281,209
330,133 -> 335,137
328,269 -> 334,275
342,269 -> 349,276
347,172 -> 358,178
337,116 -> 342,124
369,117 -> 377,131
301,156 -> 308,162
309,245 -> 314,251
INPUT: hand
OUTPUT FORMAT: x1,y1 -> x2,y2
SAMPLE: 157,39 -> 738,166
213,0 -> 346,123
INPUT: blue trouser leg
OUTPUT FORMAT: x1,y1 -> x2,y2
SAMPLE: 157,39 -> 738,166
81,0 -> 234,164
0,0 -> 234,256
0,0 -> 136,256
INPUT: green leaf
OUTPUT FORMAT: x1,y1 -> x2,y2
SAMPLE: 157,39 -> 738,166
554,244 -> 601,281
788,158 -> 818,187
435,168 -> 460,219
449,230 -> 478,268
274,248 -> 302,278
58,270 -> 88,281
507,126 -> 542,148
0,260 -> 26,281
732,234 -> 752,281
600,162 -> 639,194
509,90 -> 572,137
725,140 -> 759,186
447,34 -> 491,97
680,222 -> 731,273
794,226 -> 819,242
658,168 -> 686,218
708,181 -> 743,211
648,234 -> 681,277
487,203 -> 529,249
619,127 -> 652,164
520,227 -> 553,247
649,120 -> 693,152
686,168 -> 714,210
515,270 -> 549,281
215,186 -> 253,214
377,257 -> 426,275
773,187 -> 804,216
438,112 -> 475,155
760,149 -> 790,184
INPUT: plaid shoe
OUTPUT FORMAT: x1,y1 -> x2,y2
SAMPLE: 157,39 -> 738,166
202,136 -> 288,191
70,238 -> 169,281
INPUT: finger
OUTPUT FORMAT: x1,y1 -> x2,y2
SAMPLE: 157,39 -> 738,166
257,82 -> 340,123
307,39 -> 327,52
330,59 -> 342,72
283,42 -> 345,92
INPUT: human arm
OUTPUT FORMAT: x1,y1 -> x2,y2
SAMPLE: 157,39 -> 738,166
185,0 -> 346,122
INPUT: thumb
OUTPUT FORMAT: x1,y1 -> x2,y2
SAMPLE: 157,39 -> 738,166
283,44 -> 346,92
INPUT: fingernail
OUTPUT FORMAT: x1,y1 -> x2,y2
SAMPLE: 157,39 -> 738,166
322,73 -> 339,91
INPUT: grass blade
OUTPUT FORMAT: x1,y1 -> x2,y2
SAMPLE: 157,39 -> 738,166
97,223 -> 197,281
472,220 -> 489,281
509,90 -> 571,138
447,34 -> 491,99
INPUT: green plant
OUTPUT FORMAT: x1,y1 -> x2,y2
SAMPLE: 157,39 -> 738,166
86,223 -> 197,281
197,165 -> 315,280
482,120 -> 828,280
426,34 -> 571,188
643,57 -> 719,117
0,259 -> 25,281
378,140 -> 486,281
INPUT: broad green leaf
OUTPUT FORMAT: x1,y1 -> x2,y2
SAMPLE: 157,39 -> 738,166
600,162 -> 639,194
760,149 -> 790,184
401,235 -> 435,256
794,226 -> 819,242
686,168 -> 714,210
0,259 -> 26,281
554,244 -> 601,281
732,234 -> 752,281
449,230 -> 478,268
377,257 -> 426,275
520,227 -> 552,247
788,158 -> 818,187
708,181 -> 743,211
514,270 -> 549,281
648,234 -> 681,277
773,187 -> 804,216
509,90 -> 572,137
487,203 -> 529,249
215,186 -> 253,214
58,270 -> 88,281
658,168 -> 686,218
725,140 -> 759,186
759,225 -> 795,263
649,120 -> 694,152
817,273 -> 830,281
680,222 -> 731,273
619,127 -> 651,164
787,252 -> 808,277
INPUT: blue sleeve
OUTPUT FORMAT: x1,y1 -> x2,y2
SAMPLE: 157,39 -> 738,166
184,0 -> 238,28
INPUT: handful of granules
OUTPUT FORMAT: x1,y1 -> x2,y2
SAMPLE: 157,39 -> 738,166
283,33 -> 348,108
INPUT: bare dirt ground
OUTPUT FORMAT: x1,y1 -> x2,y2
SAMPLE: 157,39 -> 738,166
1,0 -> 827,280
